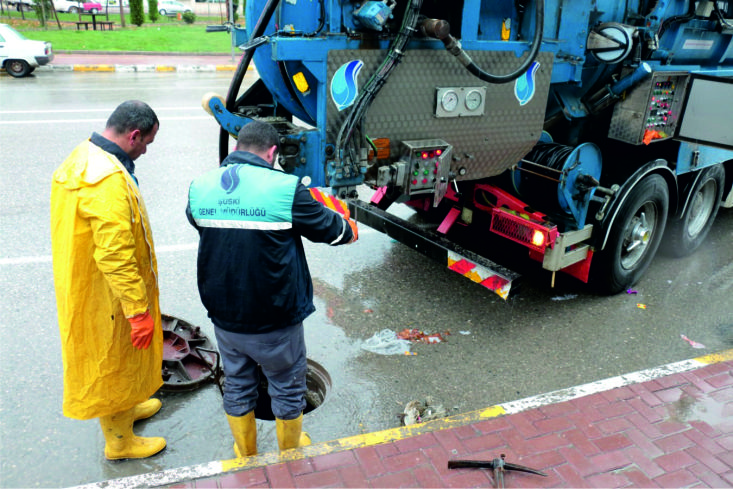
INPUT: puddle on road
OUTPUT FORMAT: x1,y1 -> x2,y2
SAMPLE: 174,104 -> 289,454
668,394 -> 727,427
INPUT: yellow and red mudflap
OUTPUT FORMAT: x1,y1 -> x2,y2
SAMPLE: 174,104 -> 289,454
447,251 -> 513,299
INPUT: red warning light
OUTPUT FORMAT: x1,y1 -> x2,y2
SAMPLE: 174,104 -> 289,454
436,149 -> 442,156
421,152 -> 429,159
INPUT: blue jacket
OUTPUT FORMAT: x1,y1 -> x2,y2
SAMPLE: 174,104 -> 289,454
186,151 -> 353,334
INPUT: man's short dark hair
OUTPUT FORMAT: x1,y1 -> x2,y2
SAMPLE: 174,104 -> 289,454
236,121 -> 280,154
106,100 -> 159,137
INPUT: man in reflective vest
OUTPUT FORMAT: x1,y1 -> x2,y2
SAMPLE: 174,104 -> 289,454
186,121 -> 358,456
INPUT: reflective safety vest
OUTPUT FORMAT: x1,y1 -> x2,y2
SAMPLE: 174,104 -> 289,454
187,154 -> 351,334
189,163 -> 298,231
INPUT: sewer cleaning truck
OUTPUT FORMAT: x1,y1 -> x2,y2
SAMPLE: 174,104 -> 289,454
203,0 -> 733,298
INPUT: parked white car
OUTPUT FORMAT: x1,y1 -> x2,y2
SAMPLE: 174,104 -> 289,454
0,23 -> 54,78
158,0 -> 190,15
7,0 -> 34,11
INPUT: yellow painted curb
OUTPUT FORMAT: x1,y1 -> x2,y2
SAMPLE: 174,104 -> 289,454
73,64 -> 115,72
696,349 -> 733,364
155,66 -> 176,72
216,65 -> 237,71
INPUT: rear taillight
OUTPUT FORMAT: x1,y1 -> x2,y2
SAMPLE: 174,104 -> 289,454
490,207 -> 558,253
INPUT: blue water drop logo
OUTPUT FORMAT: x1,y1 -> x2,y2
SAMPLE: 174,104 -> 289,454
515,61 -> 540,106
220,166 -> 241,194
330,60 -> 364,111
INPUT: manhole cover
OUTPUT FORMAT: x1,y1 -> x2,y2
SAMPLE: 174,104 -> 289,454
160,314 -> 221,392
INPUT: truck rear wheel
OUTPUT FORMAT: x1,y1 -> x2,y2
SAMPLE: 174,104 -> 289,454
661,164 -> 725,258
592,174 -> 669,294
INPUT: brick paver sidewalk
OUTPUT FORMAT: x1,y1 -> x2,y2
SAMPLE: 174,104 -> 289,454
169,356 -> 732,488
76,352 -> 732,489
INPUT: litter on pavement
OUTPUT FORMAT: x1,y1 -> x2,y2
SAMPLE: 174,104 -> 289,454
361,329 -> 412,355
680,334 -> 706,349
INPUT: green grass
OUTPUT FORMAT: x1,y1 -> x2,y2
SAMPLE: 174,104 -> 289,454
3,12 -> 235,52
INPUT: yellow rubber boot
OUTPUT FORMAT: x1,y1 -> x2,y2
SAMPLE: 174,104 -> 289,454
275,413 -> 311,451
226,411 -> 257,458
132,398 -> 162,422
99,407 -> 167,460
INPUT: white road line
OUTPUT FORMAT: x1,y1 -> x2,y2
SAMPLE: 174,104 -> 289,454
0,229 -> 377,266
0,107 -> 203,114
0,116 -> 212,125
0,243 -> 199,266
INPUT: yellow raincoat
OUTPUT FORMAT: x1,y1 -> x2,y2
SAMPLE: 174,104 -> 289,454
51,140 -> 163,420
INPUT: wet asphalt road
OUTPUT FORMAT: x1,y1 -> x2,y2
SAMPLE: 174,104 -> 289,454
0,71 -> 731,488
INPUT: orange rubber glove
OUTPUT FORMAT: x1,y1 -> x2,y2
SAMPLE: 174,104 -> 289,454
129,310 -> 155,350
346,217 -> 358,243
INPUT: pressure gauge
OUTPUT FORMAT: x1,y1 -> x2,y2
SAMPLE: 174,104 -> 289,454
465,89 -> 483,111
440,90 -> 459,112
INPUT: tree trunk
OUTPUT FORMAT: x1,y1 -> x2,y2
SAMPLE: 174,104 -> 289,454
119,0 -> 126,27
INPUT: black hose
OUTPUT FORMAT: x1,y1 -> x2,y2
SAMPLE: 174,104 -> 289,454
525,143 -> 573,171
218,0 -> 281,162
657,0 -> 695,38
335,0 -> 423,170
441,0 -> 544,84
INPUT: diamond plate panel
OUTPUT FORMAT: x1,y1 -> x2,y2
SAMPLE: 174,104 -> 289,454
327,49 -> 554,180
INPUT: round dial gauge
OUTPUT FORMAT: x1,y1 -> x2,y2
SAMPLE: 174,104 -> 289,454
465,89 -> 483,111
441,90 -> 459,112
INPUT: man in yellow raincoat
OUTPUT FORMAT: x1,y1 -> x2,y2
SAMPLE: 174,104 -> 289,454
51,100 -> 166,461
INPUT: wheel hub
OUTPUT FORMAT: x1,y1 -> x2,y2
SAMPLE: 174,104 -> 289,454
627,212 -> 650,251
622,210 -> 654,269
687,180 -> 716,237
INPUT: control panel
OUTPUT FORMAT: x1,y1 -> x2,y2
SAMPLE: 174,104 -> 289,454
376,139 -> 453,205
645,78 -> 679,131
608,72 -> 689,145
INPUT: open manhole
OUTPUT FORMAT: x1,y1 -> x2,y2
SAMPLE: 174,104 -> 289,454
253,359 -> 332,420
160,314 -> 332,419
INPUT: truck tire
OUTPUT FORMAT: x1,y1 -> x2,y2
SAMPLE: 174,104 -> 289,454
661,164 -> 725,258
592,174 -> 669,294
6,59 -> 32,78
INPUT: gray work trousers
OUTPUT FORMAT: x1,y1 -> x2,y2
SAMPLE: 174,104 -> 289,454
214,322 -> 307,420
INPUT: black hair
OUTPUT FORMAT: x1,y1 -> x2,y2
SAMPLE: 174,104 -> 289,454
106,100 -> 159,137
236,121 -> 280,154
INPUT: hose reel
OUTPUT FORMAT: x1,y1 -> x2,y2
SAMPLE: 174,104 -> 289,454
512,141 -> 602,229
